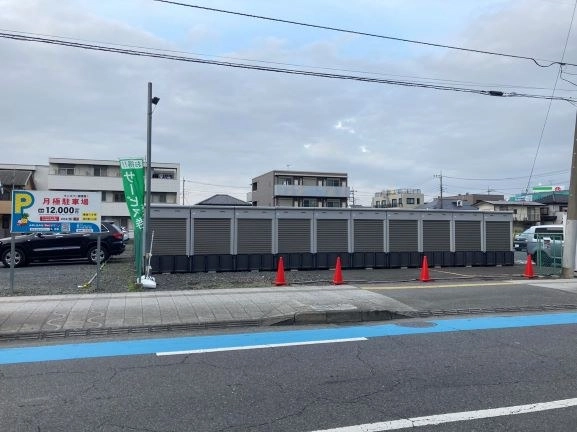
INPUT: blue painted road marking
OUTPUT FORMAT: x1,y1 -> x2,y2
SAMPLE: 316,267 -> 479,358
2,312 -> 577,365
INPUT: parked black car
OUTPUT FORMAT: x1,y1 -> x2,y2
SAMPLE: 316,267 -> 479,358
0,221 -> 126,267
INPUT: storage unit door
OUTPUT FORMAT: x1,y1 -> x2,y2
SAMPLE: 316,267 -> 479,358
354,219 -> 383,252
150,218 -> 187,255
237,219 -> 272,254
486,221 -> 510,251
278,219 -> 311,253
423,220 -> 450,251
455,220 -> 481,251
389,220 -> 418,252
317,219 -> 348,252
193,218 -> 231,254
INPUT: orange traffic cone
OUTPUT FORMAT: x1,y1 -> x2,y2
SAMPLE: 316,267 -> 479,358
333,256 -> 344,285
274,256 -> 287,286
420,255 -> 431,282
523,254 -> 535,278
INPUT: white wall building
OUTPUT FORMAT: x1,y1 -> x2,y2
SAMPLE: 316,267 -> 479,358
48,158 -> 180,232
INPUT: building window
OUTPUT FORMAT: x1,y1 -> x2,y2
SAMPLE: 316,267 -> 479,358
277,177 -> 293,185
406,198 -> 415,205
303,198 -> 318,207
252,182 -> 257,191
153,193 -> 167,203
325,178 -> 341,187
101,191 -> 107,202
58,165 -> 75,176
417,198 -> 421,204
391,199 -> 398,207
113,192 -> 125,203
152,169 -> 176,179
94,166 -> 107,177
326,199 -> 341,208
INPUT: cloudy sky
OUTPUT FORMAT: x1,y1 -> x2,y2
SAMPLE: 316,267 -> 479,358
2,0 -> 577,205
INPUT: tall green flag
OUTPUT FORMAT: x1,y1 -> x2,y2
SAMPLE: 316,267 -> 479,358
120,158 -> 145,278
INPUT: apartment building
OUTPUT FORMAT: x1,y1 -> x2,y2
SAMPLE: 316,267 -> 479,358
372,189 -> 424,208
248,170 -> 349,207
47,158 -> 180,231
0,159 -> 180,236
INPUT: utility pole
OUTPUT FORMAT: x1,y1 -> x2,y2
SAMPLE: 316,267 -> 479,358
349,189 -> 356,207
182,178 -> 185,205
434,172 -> 444,209
562,111 -> 577,278
144,82 -> 159,280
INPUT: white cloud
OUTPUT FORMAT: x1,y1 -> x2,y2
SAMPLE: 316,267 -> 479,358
1,0 -> 576,206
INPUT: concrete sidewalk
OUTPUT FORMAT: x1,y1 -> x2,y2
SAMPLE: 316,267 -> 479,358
0,285 -> 415,341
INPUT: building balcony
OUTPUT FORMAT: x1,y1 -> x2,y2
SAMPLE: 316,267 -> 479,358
274,184 -> 350,198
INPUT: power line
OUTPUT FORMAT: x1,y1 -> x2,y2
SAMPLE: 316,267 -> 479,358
1,31 -> 574,102
152,0 -> 574,68
444,169 -> 570,182
524,0 -> 577,193
4,28 -> 577,93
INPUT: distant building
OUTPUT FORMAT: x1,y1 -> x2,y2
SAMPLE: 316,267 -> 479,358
473,200 -> 545,231
0,158 -> 180,236
0,165 -> 42,237
416,198 -> 478,210
47,158 -> 180,231
196,194 -> 252,206
445,193 -> 505,205
372,189 -> 424,208
248,170 -> 349,207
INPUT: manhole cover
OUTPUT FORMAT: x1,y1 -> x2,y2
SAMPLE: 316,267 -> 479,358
395,321 -> 437,328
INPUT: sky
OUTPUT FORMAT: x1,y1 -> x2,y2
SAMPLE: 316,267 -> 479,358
2,0 -> 577,206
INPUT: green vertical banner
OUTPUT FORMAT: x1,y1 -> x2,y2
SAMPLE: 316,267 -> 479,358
120,158 -> 145,278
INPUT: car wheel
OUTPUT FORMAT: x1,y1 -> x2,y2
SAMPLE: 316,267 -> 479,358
88,246 -> 110,264
1,248 -> 27,268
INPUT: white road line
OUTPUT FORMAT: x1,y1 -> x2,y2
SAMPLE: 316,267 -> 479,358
156,337 -> 368,356
309,397 -> 577,431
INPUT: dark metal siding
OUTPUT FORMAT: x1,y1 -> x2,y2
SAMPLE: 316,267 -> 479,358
150,218 -> 187,255
486,221 -> 510,251
389,220 -> 418,252
237,219 -> 272,254
354,220 -> 383,252
194,218 -> 230,254
317,219 -> 348,252
455,221 -> 481,251
423,220 -> 450,251
278,219 -> 310,253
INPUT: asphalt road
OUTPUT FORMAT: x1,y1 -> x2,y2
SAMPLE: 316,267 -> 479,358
2,313 -> 577,431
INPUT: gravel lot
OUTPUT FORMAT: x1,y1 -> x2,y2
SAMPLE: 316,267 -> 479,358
0,243 -> 536,297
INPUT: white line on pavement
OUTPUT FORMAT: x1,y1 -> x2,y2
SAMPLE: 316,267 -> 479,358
309,397 -> 577,431
156,337 -> 368,356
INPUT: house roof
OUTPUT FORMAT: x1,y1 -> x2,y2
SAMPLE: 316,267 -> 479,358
196,194 -> 252,206
475,200 -> 544,206
0,169 -> 33,187
535,193 -> 569,205
415,198 -> 477,210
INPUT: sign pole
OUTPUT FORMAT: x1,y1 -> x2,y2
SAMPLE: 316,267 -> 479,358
96,233 -> 101,291
9,234 -> 15,295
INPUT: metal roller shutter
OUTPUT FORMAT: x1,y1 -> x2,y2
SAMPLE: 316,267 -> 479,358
486,221 -> 510,251
423,220 -> 450,251
150,218 -> 187,255
278,219 -> 310,253
389,220 -> 418,252
194,218 -> 230,254
455,220 -> 481,251
237,219 -> 272,254
317,219 -> 348,252
354,220 -> 383,252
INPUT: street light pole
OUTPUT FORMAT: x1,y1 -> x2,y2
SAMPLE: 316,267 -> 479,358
144,82 -> 153,273
144,82 -> 159,282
